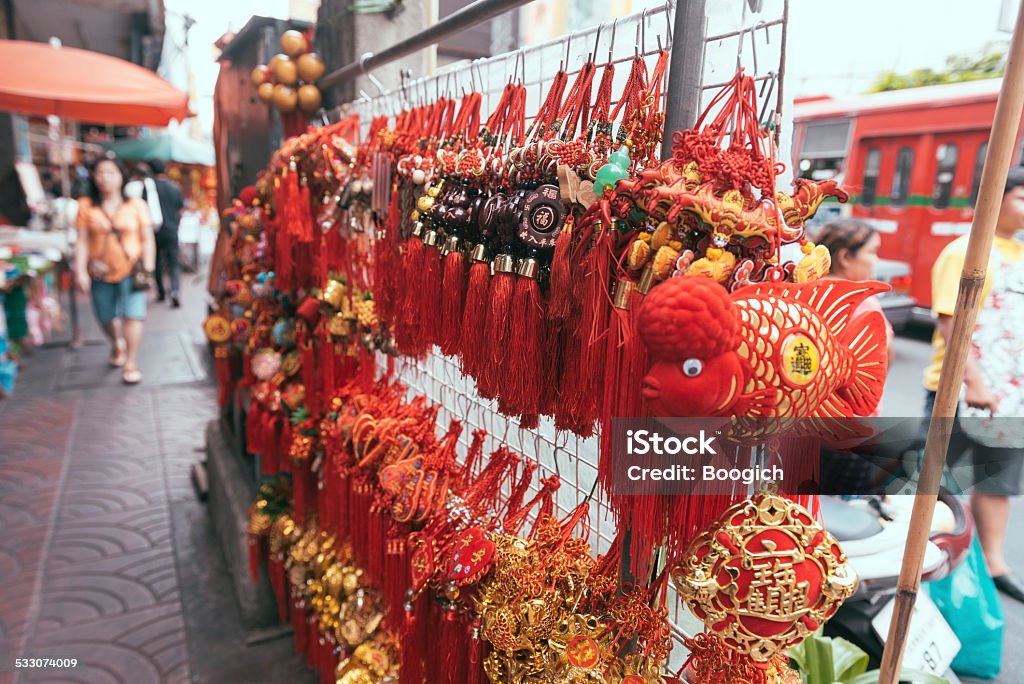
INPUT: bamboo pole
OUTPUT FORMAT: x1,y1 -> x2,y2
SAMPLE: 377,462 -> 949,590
876,2 -> 1024,682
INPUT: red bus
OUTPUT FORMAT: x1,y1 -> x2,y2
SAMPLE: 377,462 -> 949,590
792,79 -> 1018,326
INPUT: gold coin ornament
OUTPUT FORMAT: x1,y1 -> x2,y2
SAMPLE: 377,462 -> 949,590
671,493 -> 857,663
203,313 -> 233,344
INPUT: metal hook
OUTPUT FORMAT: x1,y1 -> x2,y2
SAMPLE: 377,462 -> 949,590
635,12 -> 643,57
750,22 -> 759,75
360,52 -> 385,95
758,71 -> 777,124
591,22 -> 604,64
606,17 -> 618,62
508,50 -> 519,85
562,31 -> 574,72
734,26 -> 750,72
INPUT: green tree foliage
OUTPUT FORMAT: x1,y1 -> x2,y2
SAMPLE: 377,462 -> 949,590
868,44 -> 1007,93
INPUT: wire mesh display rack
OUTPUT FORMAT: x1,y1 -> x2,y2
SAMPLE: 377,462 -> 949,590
331,0 -> 790,671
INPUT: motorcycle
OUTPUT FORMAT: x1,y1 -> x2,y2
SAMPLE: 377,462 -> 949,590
821,490 -> 973,682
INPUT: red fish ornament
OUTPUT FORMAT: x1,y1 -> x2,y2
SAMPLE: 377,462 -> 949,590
637,276 -> 889,418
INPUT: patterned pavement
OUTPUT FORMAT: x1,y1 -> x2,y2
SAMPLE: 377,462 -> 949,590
0,278 -> 311,684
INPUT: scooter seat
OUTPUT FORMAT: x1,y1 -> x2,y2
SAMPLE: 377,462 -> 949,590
820,497 -> 884,542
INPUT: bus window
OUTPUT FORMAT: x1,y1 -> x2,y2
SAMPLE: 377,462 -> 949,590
862,148 -> 881,207
892,147 -> 913,207
932,143 -> 959,209
797,119 -> 851,181
971,142 -> 988,207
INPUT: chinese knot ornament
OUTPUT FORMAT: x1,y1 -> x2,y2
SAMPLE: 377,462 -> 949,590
672,493 -> 857,663
636,276 -> 889,418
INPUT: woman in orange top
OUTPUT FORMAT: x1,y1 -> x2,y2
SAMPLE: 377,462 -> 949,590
73,157 -> 155,384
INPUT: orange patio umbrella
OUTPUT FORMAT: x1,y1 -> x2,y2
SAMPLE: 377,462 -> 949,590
0,40 -> 190,125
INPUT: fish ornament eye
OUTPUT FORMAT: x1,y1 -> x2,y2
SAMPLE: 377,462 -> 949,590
682,358 -> 703,377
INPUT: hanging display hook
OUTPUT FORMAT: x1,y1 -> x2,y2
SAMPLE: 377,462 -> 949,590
591,21 -> 604,64
750,22 -> 760,75
360,52 -> 385,95
562,31 -> 574,72
607,17 -> 618,63
633,6 -> 653,58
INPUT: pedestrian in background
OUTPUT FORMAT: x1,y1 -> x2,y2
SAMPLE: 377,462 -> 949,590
925,166 -> 1024,603
145,159 -> 185,308
73,156 -> 155,385
814,219 -> 895,494
816,218 -> 897,393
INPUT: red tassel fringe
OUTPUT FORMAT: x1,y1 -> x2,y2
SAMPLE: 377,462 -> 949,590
459,259 -> 491,380
439,248 -> 466,356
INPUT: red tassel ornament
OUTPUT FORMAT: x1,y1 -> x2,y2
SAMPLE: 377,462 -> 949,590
547,218 -> 574,321
419,228 -> 443,348
478,254 -> 516,399
214,346 -> 233,408
459,244 -> 491,380
505,257 -> 546,418
439,236 -> 466,357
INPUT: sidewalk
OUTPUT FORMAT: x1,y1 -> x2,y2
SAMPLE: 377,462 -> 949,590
0,273 -> 313,684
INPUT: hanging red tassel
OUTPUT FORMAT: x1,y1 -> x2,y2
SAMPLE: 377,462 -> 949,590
318,634 -> 334,684
399,593 -> 428,684
246,399 -> 264,456
504,258 -> 546,418
241,348 -> 255,388
383,533 -> 410,632
280,163 -> 301,237
376,187 -> 402,323
273,218 -> 294,294
459,245 -> 491,380
439,237 -> 466,357
478,254 -> 516,399
296,178 -> 315,243
214,347 -> 234,408
419,228 -> 443,348
277,417 -> 292,473
548,217 -> 574,321
263,413 -> 280,474
395,226 -> 429,357
557,219 -> 611,432
300,342 -> 317,416
319,340 -> 336,405
466,624 -> 486,684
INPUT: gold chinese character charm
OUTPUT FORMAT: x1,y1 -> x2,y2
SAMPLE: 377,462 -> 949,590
671,493 -> 857,662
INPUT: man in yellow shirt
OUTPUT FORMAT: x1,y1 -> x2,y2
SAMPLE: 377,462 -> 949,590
924,167 -> 1024,602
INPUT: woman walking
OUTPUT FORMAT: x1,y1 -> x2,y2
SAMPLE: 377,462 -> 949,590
73,156 -> 155,384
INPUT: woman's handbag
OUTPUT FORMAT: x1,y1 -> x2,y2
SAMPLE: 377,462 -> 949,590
128,260 -> 152,292
105,210 -> 151,292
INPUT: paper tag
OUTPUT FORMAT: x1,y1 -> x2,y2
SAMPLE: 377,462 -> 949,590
871,592 -> 960,676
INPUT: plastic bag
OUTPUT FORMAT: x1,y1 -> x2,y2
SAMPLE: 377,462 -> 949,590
927,535 -> 1005,680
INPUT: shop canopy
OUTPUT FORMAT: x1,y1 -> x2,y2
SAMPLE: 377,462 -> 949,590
0,40 -> 190,126
104,130 -> 215,166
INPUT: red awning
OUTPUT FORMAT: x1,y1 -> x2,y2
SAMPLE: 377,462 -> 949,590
0,40 -> 190,126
